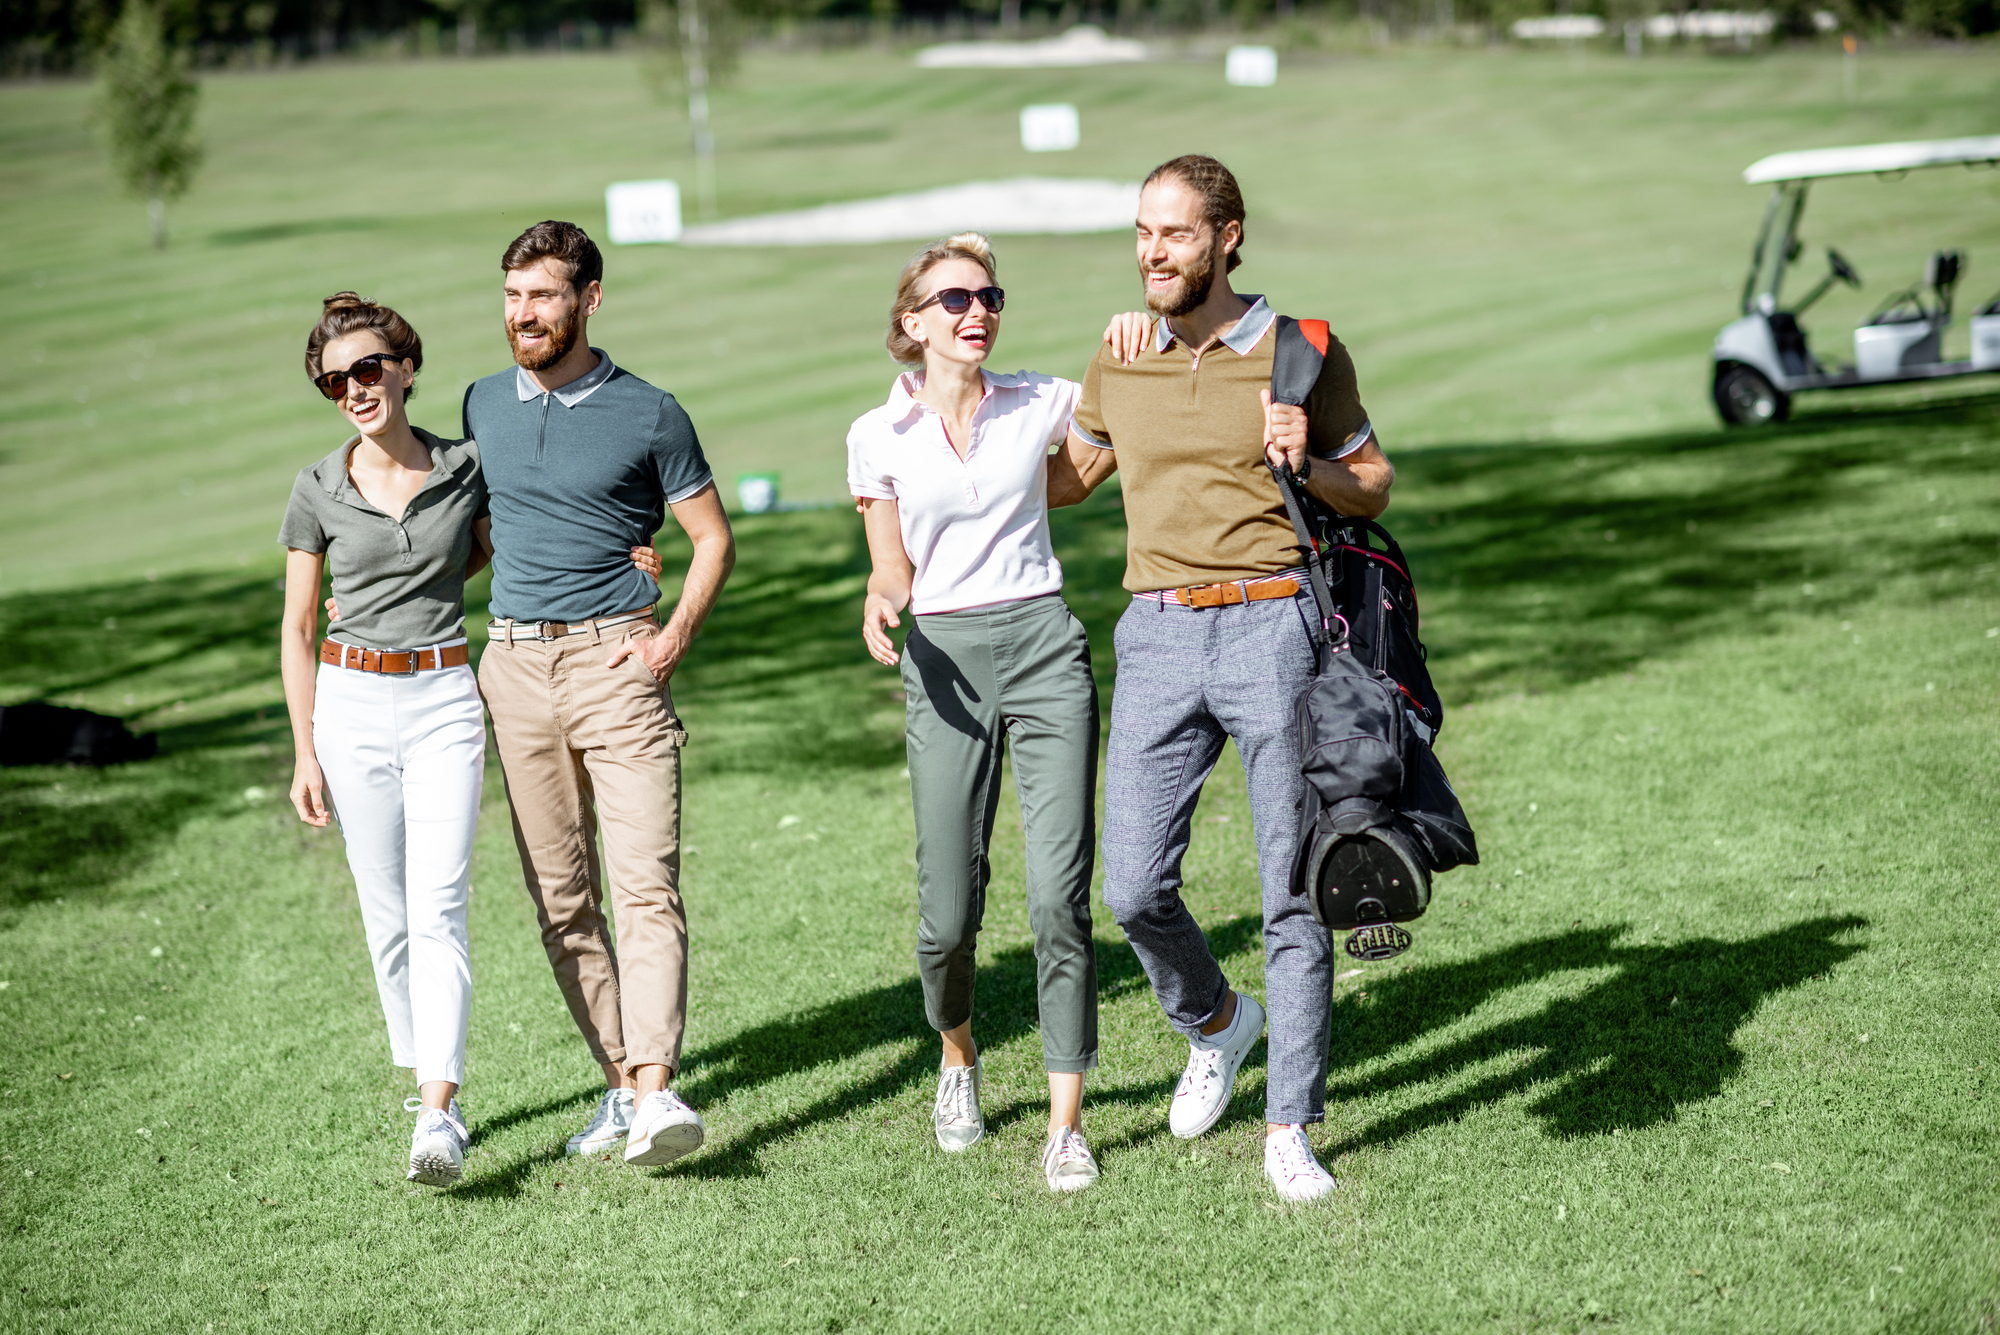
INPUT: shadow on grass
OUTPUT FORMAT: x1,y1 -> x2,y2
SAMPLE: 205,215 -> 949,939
468,1087 -> 604,1145
1373,389 -> 2000,701
208,217 -> 390,246
452,916 -> 1266,1196
0,570 -> 293,908
1323,913 -> 1867,1153
452,912 -> 1862,1192
15,387 -> 1992,891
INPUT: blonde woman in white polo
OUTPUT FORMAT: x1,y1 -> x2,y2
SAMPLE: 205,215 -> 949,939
848,233 -> 1145,1193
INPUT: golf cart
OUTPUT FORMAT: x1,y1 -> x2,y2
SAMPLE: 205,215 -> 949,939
1711,134 -> 2000,426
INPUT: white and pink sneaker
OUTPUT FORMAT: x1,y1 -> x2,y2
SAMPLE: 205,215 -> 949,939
1264,1124 -> 1337,1202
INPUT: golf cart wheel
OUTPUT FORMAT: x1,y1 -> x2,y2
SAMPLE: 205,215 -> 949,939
1713,364 -> 1791,427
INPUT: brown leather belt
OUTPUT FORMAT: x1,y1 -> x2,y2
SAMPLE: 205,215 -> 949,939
320,639 -> 470,675
1165,576 -> 1302,609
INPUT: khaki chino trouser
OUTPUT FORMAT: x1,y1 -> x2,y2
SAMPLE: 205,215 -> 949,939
479,618 -> 689,1076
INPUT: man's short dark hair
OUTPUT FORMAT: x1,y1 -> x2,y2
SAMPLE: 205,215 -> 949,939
501,220 -> 604,292
1142,154 -> 1247,273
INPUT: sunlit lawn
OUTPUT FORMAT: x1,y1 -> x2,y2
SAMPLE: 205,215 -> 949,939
2,39 -> 1999,1334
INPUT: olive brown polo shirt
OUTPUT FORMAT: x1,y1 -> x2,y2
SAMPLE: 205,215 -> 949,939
277,429 -> 488,650
1070,295 -> 1372,593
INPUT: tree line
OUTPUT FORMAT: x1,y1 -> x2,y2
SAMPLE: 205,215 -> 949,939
6,0 -> 1992,75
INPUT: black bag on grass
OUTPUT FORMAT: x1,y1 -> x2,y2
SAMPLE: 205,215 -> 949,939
1268,315 -> 1477,961
0,701 -> 158,767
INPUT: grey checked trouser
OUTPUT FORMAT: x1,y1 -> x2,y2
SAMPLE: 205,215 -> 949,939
1102,588 -> 1333,1125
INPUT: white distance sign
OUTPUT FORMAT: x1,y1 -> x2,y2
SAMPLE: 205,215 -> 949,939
605,180 -> 683,245
1225,45 -> 1278,86
1020,104 -> 1081,153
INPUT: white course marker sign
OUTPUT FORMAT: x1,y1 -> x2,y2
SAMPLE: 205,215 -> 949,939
605,180 -> 683,245
1020,104 -> 1081,153
1225,45 -> 1277,86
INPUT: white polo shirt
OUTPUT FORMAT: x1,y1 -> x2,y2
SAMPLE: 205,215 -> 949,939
846,369 -> 1079,615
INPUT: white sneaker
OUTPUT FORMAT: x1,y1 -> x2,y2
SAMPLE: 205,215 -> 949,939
932,1060 -> 984,1152
1169,991 -> 1265,1139
566,1087 -> 635,1156
407,1106 -> 469,1187
1265,1125 -> 1337,1202
624,1089 -> 705,1167
1042,1126 -> 1100,1193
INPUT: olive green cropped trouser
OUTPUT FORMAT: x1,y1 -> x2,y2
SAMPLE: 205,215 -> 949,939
900,593 -> 1099,1074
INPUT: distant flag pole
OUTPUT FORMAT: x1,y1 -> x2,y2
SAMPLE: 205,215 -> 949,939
1842,33 -> 1857,104
682,0 -> 716,221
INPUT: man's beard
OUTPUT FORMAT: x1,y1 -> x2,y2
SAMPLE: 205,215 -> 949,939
508,304 -> 580,371
1142,237 -> 1220,319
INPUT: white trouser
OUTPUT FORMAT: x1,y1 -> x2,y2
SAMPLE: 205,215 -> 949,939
313,653 -> 485,1086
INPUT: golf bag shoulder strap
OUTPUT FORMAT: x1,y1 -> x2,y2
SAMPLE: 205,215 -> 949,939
1269,460 -> 1342,649
1268,314 -> 1340,645
1270,315 -> 1330,408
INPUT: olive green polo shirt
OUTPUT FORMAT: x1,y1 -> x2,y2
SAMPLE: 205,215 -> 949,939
277,429 -> 488,651
1070,296 -> 1371,593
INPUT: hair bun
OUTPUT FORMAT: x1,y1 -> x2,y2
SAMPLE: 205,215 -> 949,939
941,231 -> 993,262
321,291 -> 371,313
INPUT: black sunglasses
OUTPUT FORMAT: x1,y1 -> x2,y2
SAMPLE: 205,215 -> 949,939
913,286 -> 1005,316
311,352 -> 403,401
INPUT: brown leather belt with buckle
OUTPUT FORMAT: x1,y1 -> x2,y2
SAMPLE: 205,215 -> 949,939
320,639 -> 470,675
1167,576 -> 1302,609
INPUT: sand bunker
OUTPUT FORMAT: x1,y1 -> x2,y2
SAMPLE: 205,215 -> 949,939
679,177 -> 1140,247
914,25 -> 1148,69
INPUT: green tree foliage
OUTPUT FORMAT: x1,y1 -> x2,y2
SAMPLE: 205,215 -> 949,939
95,0 -> 203,250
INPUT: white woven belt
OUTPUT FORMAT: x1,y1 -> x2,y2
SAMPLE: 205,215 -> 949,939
486,608 -> 655,643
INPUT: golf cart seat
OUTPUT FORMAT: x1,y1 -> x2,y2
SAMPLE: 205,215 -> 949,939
1974,286 -> 2000,371
1854,249 -> 1963,378
1867,249 -> 1964,325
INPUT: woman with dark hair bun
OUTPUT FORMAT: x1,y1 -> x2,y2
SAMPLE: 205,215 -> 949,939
278,292 -> 659,1188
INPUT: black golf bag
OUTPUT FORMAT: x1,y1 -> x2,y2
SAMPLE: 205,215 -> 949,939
1270,316 -> 1478,961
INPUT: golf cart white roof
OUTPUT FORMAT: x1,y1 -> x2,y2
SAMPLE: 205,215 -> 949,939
1744,135 -> 2000,184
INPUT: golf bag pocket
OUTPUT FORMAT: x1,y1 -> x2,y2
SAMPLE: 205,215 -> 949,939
1399,736 -> 1479,873
1297,651 -> 1405,801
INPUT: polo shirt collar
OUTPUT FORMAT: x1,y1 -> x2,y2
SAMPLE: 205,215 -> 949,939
516,348 -> 614,407
886,367 -> 1022,423
1155,294 -> 1276,356
312,428 -> 467,513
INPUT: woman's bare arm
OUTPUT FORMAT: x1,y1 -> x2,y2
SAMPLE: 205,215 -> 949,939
859,497 -> 915,666
281,547 -> 331,827
466,516 -> 494,579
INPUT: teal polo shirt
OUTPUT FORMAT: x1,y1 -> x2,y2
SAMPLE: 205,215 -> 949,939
462,350 -> 713,624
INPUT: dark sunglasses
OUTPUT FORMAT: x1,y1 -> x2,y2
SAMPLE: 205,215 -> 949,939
913,286 -> 1005,316
311,352 -> 403,401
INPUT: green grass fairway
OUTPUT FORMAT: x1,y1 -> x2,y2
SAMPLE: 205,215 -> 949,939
3,42 -> 2000,1335
1,42 -> 1996,590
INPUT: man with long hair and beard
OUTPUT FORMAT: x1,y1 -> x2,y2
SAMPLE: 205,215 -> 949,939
463,221 -> 735,1168
1049,155 -> 1396,1201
